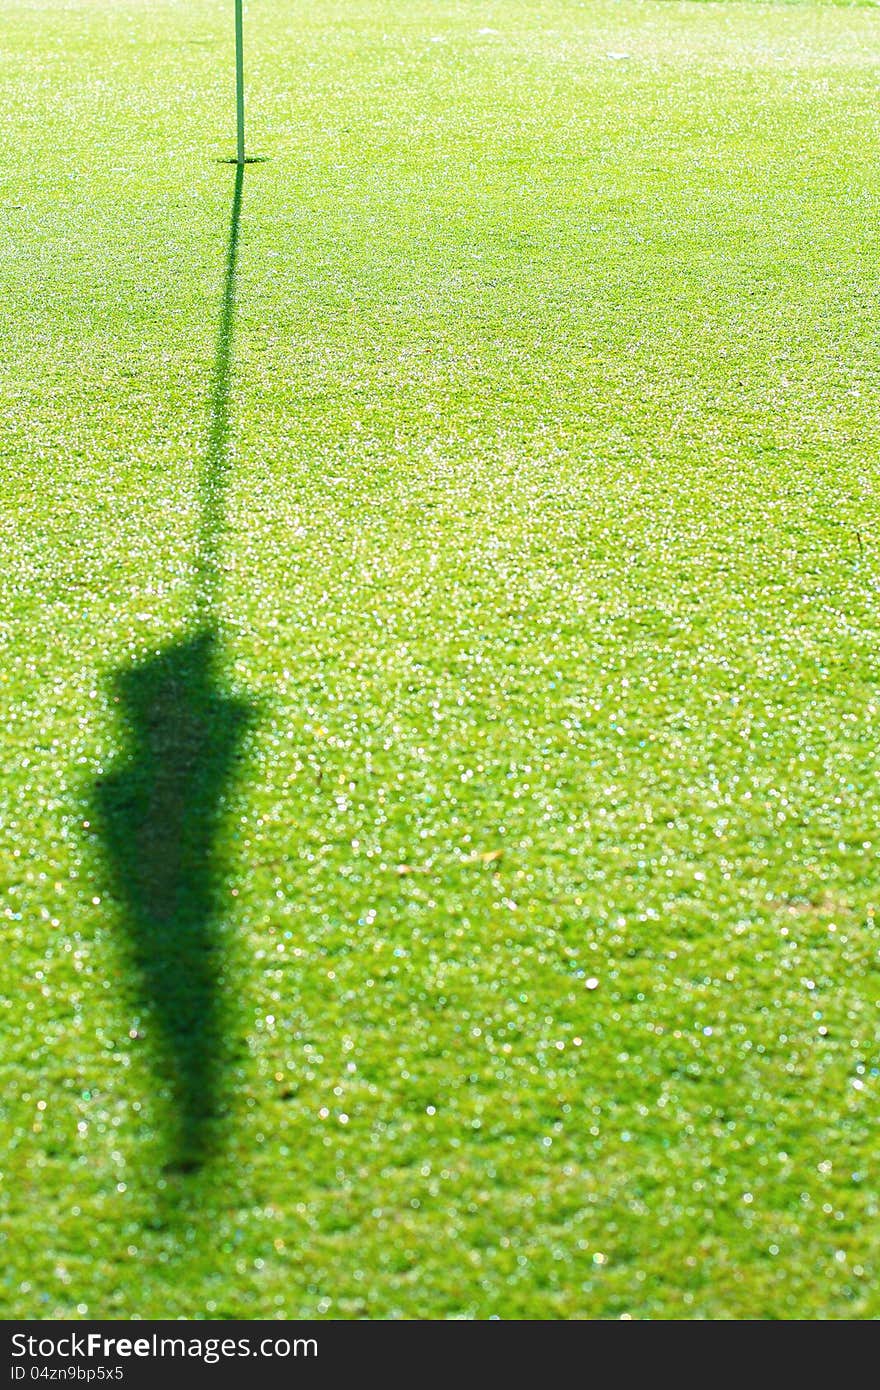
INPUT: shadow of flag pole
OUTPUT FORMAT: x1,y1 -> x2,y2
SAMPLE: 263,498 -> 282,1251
92,167 -> 256,1174
235,0 -> 245,165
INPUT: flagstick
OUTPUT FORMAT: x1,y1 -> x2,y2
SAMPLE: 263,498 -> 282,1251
235,0 -> 245,165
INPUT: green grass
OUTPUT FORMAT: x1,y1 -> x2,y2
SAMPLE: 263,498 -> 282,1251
2,0 -> 880,1320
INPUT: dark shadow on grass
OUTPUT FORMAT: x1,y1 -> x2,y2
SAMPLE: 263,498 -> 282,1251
93,165 -> 255,1174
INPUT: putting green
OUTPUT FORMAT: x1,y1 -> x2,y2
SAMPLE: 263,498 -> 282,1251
1,0 -> 879,1319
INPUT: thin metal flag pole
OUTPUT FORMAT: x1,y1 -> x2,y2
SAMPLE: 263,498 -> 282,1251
235,0 -> 245,165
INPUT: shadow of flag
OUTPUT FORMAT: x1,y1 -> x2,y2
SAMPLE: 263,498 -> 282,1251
95,629 -> 253,1171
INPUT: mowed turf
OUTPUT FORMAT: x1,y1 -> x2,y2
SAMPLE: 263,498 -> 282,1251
2,0 -> 880,1319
